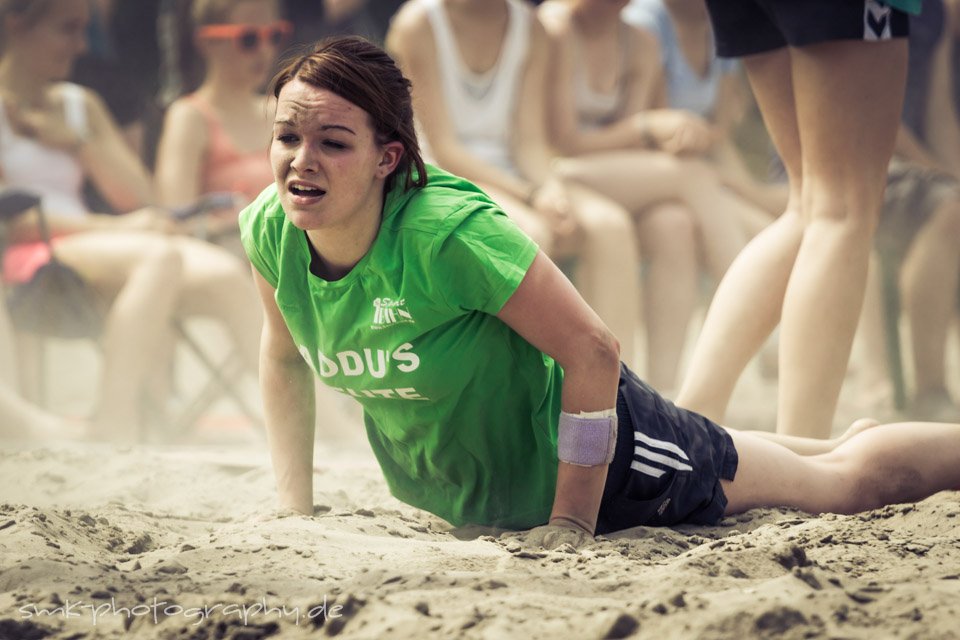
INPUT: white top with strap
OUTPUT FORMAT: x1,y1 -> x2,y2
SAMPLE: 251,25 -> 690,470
0,82 -> 89,217
573,20 -> 631,129
423,0 -> 531,176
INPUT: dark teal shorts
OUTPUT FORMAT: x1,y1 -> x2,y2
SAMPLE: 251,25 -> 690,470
596,364 -> 739,534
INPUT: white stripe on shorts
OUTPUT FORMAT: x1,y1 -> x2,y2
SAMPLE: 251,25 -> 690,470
634,431 -> 690,461
631,460 -> 667,478
634,446 -> 694,472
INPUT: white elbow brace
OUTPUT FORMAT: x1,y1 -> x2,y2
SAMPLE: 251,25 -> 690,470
557,408 -> 618,467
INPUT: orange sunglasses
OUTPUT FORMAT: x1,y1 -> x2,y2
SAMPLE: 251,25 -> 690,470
197,21 -> 293,51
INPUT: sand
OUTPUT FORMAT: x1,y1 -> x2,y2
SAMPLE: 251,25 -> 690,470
1,334 -> 959,639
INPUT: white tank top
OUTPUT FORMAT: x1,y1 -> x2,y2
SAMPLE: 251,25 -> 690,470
573,21 -> 631,130
424,0 -> 531,176
0,82 -> 89,217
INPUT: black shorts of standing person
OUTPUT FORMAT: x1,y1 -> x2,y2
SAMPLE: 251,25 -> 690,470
706,0 -> 911,57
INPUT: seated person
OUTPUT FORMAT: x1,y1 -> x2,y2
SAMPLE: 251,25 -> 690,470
0,0 -> 262,439
857,0 -> 960,422
155,0 -> 289,256
387,0 -> 643,368
538,0 -> 767,393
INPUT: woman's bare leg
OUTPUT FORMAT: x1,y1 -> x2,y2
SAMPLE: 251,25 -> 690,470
0,300 -> 67,439
56,233 -> 184,439
677,47 -> 803,423
565,183 -> 642,369
722,420 -> 960,516
556,152 -> 750,278
0,294 -> 17,389
635,201 -> 699,393
900,198 -> 960,412
169,236 -> 263,372
733,417 -> 881,457
776,39 -> 907,438
852,254 -> 894,409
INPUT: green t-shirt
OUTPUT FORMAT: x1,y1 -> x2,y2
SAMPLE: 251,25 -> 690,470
240,165 -> 563,529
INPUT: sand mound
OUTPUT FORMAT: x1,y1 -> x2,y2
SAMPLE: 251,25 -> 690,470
1,443 -> 958,639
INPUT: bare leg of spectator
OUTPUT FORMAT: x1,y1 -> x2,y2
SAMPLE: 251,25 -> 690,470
566,183 -> 642,369
55,236 -> 184,439
635,201 -> 698,394
900,197 -> 960,419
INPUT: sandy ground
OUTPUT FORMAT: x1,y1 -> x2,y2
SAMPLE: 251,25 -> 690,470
1,322 -> 959,639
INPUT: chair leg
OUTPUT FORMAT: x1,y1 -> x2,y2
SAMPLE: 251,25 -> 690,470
171,319 -> 264,436
15,332 -> 46,407
879,256 -> 907,411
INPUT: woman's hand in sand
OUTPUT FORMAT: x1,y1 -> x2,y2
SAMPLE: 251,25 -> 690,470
250,507 -> 311,523
510,517 -> 594,551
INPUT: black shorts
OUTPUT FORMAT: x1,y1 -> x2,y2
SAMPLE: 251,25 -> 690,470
705,0 -> 910,58
595,364 -> 739,534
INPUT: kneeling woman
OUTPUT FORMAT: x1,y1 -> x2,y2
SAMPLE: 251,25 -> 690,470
243,36 -> 960,545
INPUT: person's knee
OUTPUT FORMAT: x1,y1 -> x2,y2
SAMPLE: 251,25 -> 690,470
800,179 -> 884,233
142,241 -> 183,281
578,198 -> 635,246
638,203 -> 696,256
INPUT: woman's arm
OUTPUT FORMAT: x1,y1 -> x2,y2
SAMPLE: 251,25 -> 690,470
77,88 -> 155,212
154,98 -> 209,209
386,3 -> 537,202
512,17 -> 563,185
709,72 -> 747,141
497,252 -> 621,535
538,11 -> 665,156
252,267 -> 317,514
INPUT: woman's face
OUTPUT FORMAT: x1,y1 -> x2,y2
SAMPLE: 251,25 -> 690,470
270,79 -> 403,233
201,0 -> 284,88
8,0 -> 89,81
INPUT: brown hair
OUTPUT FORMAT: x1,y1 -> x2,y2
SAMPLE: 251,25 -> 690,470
0,0 -> 57,50
270,35 -> 427,193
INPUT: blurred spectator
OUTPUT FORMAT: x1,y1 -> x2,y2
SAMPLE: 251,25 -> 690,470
624,0 -> 786,231
71,0 -> 163,164
155,0 -> 287,255
0,291 -> 75,441
538,0 -> 770,393
0,0 -> 262,439
387,0 -> 643,367
858,0 -> 960,421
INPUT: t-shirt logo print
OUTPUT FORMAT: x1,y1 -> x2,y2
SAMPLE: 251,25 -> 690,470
372,297 -> 414,329
863,0 -> 892,41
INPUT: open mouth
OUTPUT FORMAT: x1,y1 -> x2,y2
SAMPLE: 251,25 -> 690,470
288,183 -> 327,202
290,184 -> 326,197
